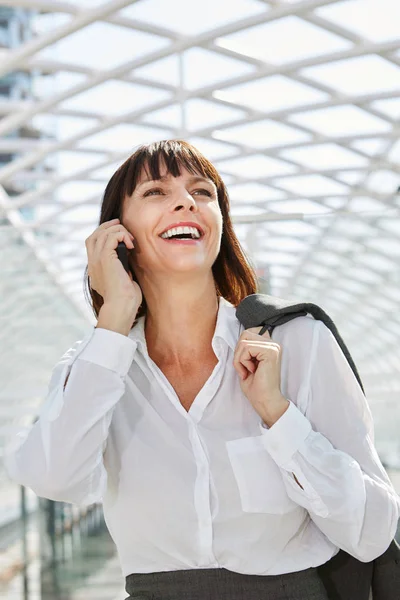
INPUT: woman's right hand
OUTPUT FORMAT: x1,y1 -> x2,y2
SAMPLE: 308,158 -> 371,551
86,218 -> 143,311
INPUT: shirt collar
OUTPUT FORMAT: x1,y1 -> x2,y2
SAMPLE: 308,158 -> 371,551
128,295 -> 241,354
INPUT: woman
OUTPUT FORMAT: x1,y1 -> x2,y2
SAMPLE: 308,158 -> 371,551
5,140 -> 399,600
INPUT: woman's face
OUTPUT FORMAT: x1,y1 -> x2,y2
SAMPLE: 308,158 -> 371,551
121,165 -> 223,279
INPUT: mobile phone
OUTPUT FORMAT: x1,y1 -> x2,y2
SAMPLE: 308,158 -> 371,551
117,242 -> 130,274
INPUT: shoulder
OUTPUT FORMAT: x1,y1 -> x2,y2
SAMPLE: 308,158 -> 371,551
273,317 -> 333,385
273,314 -> 320,345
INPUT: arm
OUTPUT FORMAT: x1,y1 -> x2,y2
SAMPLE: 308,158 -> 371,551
260,320 -> 400,562
4,327 -> 137,505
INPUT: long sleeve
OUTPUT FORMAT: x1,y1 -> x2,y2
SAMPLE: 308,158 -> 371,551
260,320 -> 400,563
4,328 -> 137,506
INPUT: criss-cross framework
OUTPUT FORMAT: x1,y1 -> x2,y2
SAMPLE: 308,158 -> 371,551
0,0 -> 399,496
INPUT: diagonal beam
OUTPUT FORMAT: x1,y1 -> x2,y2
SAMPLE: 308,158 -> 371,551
0,0 -> 138,79
3,0 -> 180,40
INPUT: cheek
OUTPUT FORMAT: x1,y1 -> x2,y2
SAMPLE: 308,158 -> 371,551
211,204 -> 223,236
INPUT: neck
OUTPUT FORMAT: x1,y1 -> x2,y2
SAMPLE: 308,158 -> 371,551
142,276 -> 219,364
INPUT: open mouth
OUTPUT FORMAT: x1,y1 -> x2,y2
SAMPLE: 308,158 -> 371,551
159,225 -> 204,242
160,235 -> 202,243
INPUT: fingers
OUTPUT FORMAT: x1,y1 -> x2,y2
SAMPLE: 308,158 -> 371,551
95,225 -> 134,256
86,219 -> 134,260
233,330 -> 280,379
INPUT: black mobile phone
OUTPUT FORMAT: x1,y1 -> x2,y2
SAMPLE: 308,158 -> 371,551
117,242 -> 130,274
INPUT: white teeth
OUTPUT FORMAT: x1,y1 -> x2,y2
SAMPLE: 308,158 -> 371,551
160,226 -> 201,239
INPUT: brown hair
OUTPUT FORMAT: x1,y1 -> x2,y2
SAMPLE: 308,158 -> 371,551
84,139 -> 258,322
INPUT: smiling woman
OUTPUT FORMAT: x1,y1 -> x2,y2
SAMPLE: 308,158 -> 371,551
4,139 -> 399,600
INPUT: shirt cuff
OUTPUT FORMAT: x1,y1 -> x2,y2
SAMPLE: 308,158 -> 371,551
77,328 -> 137,376
259,401 -> 312,467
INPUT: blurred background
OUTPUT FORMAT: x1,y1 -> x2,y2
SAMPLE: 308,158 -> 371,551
0,0 -> 399,598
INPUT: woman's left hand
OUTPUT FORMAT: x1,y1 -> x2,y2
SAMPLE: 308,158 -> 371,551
233,327 -> 290,427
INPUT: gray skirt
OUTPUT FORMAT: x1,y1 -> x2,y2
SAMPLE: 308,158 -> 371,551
125,566 -> 329,600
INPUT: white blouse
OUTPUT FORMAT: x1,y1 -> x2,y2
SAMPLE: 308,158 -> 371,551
4,296 -> 400,578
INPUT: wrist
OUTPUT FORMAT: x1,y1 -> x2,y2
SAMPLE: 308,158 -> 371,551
261,396 -> 290,428
97,301 -> 139,336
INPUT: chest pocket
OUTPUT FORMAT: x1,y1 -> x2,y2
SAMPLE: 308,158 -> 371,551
226,435 -> 297,515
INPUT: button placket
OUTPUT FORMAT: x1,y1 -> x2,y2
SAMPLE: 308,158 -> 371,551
188,422 -> 218,565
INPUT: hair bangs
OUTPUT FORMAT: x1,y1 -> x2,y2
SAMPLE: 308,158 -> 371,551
123,140 -> 221,199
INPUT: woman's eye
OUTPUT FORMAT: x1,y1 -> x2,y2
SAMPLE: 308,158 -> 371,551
143,188 -> 163,197
194,189 -> 212,197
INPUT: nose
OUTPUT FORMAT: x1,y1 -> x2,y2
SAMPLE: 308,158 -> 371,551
172,188 -> 198,213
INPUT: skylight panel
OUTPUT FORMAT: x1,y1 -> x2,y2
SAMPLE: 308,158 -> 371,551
371,98 -> 400,120
55,181 -> 105,203
357,252 -> 397,272
54,116 -> 98,141
261,237 -> 308,252
340,278 -> 371,295
263,220 -> 317,236
366,170 -> 399,195
213,119 -> 310,148
230,205 -> 271,217
271,276 -> 290,291
333,219 -> 375,237
344,266 -> 381,284
141,104 -> 182,130
36,22 -> 168,70
388,140 -> 400,164
279,143 -> 367,170
270,265 -> 293,277
133,55 -> 180,87
266,199 -> 331,214
216,16 -> 351,64
379,218 -> 400,237
60,80 -> 171,116
273,174 -> 348,196
60,205 -> 100,223
89,161 -> 125,180
329,288 -> 354,303
335,171 -> 365,186
385,286 -> 400,303
67,225 -> 96,241
119,0 -> 266,34
54,151 -> 106,177
186,99 -> 246,131
213,75 -> 328,113
32,72 -> 87,99
323,197 -> 347,209
78,123 -> 172,152
288,105 -> 391,137
367,238 -> 400,257
258,252 -> 300,265
347,197 -> 386,213
315,251 -> 343,267
31,11 -> 71,34
228,183 -> 286,202
316,0 -> 400,44
183,48 -> 255,90
300,55 -> 400,96
216,154 -> 297,178
350,138 -> 388,156
304,262 -> 337,277
188,137 -> 238,161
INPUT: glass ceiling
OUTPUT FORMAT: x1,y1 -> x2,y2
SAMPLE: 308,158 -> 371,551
0,0 -> 400,494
